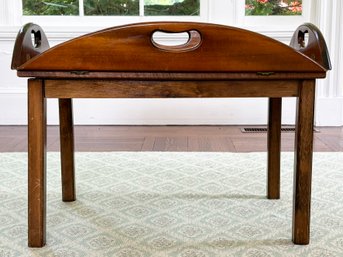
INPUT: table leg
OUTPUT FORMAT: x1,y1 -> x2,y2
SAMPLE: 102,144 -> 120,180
267,97 -> 282,199
28,79 -> 46,247
59,99 -> 76,202
293,80 -> 315,245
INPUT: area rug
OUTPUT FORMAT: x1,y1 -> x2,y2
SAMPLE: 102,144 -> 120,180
1,152 -> 343,257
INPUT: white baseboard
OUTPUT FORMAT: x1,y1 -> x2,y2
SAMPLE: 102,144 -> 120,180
0,89 -> 341,126
0,90 -> 288,125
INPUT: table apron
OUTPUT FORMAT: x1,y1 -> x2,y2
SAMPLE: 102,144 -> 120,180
43,79 -> 301,98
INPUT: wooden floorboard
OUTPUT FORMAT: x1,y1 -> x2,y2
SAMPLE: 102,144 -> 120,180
0,125 -> 342,152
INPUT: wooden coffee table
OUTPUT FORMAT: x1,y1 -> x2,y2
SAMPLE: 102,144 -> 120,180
11,22 -> 331,247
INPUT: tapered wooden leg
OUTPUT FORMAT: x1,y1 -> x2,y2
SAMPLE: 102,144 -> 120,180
267,97 -> 282,199
293,80 -> 315,245
28,79 -> 46,247
59,99 -> 76,202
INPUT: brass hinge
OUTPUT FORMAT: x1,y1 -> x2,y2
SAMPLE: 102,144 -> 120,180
256,72 -> 275,76
70,71 -> 89,75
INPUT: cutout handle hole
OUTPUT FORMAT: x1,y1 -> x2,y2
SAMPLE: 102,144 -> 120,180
151,30 -> 201,52
298,30 -> 309,49
31,30 -> 42,48
152,31 -> 190,46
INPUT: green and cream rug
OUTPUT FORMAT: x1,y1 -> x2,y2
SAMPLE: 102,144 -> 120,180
1,152 -> 343,257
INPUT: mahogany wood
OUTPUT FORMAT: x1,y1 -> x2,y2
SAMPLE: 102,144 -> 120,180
17,71 -> 327,80
28,79 -> 46,247
44,80 -> 300,98
11,23 -> 49,70
16,22 -> 326,73
290,23 -> 331,71
267,98 -> 282,199
292,80 -> 316,244
59,99 -> 76,202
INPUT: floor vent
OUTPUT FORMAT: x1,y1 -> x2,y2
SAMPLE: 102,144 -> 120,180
240,127 -> 319,133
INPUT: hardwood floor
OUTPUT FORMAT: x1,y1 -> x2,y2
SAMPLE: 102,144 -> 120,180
1,125 -> 342,152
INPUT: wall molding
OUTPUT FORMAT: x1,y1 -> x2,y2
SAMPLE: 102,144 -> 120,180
1,27 -> 292,42
0,25 -> 295,45
0,0 -> 22,26
0,91 -> 288,125
1,89 -> 341,126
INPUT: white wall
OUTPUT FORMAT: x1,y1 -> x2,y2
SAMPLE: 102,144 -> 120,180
0,0 -> 342,125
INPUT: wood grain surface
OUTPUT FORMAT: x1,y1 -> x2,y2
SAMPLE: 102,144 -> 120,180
267,97 -> 282,199
28,79 -> 46,247
59,99 -> 76,202
16,22 -> 326,73
293,80 -> 316,244
44,80 -> 300,98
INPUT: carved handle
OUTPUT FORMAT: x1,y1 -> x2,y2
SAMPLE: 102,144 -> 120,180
11,23 -> 50,70
151,29 -> 202,52
290,23 -> 331,70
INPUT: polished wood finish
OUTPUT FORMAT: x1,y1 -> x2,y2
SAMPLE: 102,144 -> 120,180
11,23 -> 49,70
11,22 -> 331,247
27,79 -> 46,247
59,99 -> 76,202
44,80 -> 300,98
17,71 -> 326,80
290,23 -> 331,70
16,22 -> 326,73
267,98 -> 282,199
293,80 -> 316,244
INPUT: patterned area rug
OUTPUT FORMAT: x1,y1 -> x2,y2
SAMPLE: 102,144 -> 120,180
1,152 -> 343,257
